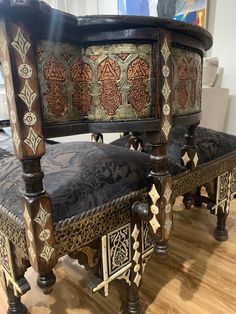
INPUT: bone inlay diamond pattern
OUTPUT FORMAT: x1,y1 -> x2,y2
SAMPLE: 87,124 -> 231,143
11,27 -> 31,62
162,80 -> 171,102
24,127 -> 41,154
19,80 -> 37,111
161,39 -> 170,63
40,242 -> 55,262
34,204 -> 50,228
34,203 -> 54,263
164,183 -> 172,203
182,151 -> 191,166
10,25 -> 41,156
162,118 -> 171,139
12,127 -> 20,153
0,28 -> 6,55
193,153 -> 199,167
131,224 -> 142,287
148,184 -> 160,205
161,37 -> 171,140
149,183 -> 161,234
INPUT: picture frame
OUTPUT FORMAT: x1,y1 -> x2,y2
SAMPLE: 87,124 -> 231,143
118,0 -> 208,28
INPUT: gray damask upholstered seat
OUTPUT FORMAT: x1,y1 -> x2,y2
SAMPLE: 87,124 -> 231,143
0,141 -> 185,224
112,127 -> 236,166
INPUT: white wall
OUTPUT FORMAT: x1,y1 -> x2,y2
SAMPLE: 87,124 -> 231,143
210,0 -> 236,134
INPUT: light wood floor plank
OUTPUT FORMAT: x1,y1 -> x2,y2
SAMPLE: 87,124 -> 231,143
0,197 -> 236,313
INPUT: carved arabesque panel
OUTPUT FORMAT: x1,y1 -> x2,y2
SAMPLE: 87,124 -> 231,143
171,47 -> 202,116
107,223 -> 131,275
37,41 -> 153,123
55,201 -> 131,257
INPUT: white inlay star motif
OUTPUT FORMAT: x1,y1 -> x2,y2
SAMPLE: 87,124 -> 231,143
0,28 -> 6,55
40,241 -> 55,262
193,153 -> 199,167
28,244 -> 36,262
162,117 -> 171,139
165,216 -> 172,235
12,127 -> 20,153
162,80 -> 171,101
133,250 -> 141,264
10,110 -> 16,124
6,81 -> 13,104
148,184 -> 160,205
3,61 -> 9,76
149,214 -> 161,234
131,224 -> 140,241
161,39 -> 170,63
182,151 -> 191,166
34,203 -> 50,228
24,127 -> 41,154
19,80 -> 37,111
11,27 -> 31,62
24,206 -> 31,227
164,183 -> 172,203
134,273 -> 142,287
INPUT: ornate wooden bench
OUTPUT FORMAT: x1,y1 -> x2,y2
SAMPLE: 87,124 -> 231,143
0,1 -> 213,313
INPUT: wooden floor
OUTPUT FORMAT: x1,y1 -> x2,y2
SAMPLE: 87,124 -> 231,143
1,197 -> 236,314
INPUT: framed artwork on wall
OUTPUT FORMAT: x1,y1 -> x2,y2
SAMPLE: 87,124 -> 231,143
118,0 -> 208,28
174,0 -> 208,28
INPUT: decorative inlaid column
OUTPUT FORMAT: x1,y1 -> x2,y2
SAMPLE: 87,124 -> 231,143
146,30 -> 173,259
0,18 -> 57,294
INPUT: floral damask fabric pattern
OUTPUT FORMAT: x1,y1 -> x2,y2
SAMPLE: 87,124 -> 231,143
0,142 -> 151,223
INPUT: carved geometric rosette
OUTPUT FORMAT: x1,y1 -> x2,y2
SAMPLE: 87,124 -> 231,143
37,41 -> 153,122
107,224 -> 131,275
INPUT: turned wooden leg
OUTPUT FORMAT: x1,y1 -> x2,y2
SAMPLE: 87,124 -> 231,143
145,132 -> 172,260
181,123 -> 199,209
214,207 -> 228,241
124,284 -> 142,314
193,186 -> 202,207
37,271 -> 56,295
6,284 -> 28,314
